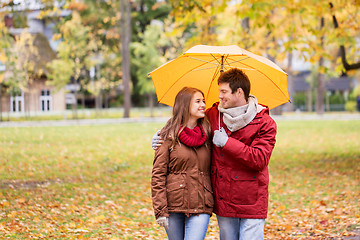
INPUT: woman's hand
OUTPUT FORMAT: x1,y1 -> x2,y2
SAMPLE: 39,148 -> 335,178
156,216 -> 169,229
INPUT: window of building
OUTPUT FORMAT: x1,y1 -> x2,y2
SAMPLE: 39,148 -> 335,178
40,89 -> 52,111
10,91 -> 25,113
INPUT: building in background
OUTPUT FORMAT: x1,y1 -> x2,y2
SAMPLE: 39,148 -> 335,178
289,71 -> 354,112
0,8 -> 69,115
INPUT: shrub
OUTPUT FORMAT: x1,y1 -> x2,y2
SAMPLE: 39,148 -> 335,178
345,101 -> 356,112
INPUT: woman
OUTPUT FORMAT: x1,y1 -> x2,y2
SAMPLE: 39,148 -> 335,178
151,87 -> 214,240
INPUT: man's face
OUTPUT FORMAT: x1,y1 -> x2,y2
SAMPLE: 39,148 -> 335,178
218,83 -> 244,109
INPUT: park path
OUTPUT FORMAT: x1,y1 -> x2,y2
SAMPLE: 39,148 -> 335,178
0,117 -> 170,128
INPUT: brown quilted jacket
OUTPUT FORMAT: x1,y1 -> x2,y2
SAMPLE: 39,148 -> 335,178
151,140 -> 213,219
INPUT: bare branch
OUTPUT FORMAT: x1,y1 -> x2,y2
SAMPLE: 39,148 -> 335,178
329,2 -> 360,71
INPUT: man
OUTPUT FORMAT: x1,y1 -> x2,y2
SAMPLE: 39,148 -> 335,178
153,68 -> 277,239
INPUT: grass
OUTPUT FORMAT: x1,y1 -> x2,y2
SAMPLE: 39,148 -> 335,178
0,120 -> 359,239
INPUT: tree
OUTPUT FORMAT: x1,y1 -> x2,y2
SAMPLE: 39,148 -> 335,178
329,2 -> 360,73
167,0 -> 360,115
132,0 -> 171,37
47,11 -> 98,118
42,0 -> 172,113
58,0 -> 123,111
168,0 -> 225,46
0,20 -> 26,120
0,21 -> 25,91
129,0 -> 172,107
0,1 -> 49,119
131,24 -> 169,116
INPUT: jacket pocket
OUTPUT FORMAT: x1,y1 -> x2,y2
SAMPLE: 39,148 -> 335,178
166,180 -> 185,207
204,179 -> 214,208
230,172 -> 258,205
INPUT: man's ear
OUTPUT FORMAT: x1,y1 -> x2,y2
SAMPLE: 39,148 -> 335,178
236,88 -> 243,96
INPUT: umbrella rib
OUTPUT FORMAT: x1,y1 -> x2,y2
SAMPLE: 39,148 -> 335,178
192,66 -> 222,71
155,52 -> 290,107
183,56 -> 221,71
157,57 -> 219,103
225,56 -> 290,102
226,56 -> 251,65
207,54 -> 226,101
234,60 -> 290,103
206,64 -> 222,102
211,53 -> 223,65
227,66 -> 257,71
211,54 -> 230,72
185,55 -> 254,72
187,56 -> 219,66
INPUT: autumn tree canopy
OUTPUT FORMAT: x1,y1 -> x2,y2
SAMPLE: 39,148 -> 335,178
1,0 -> 359,113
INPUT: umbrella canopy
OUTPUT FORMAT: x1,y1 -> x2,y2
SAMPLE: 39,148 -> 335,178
149,45 -> 290,109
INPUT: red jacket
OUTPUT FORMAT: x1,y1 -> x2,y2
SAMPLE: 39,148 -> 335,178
206,103 -> 277,219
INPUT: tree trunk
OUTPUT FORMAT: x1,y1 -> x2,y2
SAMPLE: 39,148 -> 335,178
95,64 -> 102,116
99,90 -> 103,109
316,17 -> 325,115
267,43 -> 283,115
241,17 -> 251,49
72,101 -> 78,119
325,91 -> 330,111
25,91 -> 30,119
149,93 -> 154,117
0,84 -> 2,121
72,92 -> 78,119
287,50 -> 294,112
96,90 -> 103,116
105,92 -> 109,109
307,88 -> 312,112
120,0 -> 131,118
81,93 -> 85,109
316,71 -> 325,114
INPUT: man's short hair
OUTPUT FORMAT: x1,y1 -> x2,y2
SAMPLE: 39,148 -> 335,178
218,68 -> 251,101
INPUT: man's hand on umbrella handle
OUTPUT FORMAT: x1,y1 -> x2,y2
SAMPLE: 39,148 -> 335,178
213,127 -> 228,148
152,130 -> 164,150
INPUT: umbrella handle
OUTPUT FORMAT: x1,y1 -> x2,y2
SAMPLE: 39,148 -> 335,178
218,111 -> 221,131
220,55 -> 224,73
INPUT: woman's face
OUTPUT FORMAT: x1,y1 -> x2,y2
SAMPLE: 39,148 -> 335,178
189,91 -> 206,120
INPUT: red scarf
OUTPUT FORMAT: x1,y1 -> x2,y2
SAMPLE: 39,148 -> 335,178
178,125 -> 207,147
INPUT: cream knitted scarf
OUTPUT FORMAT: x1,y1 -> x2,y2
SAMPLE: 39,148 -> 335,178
218,95 -> 265,132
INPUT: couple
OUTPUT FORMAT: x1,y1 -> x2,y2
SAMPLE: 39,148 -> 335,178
151,68 -> 277,240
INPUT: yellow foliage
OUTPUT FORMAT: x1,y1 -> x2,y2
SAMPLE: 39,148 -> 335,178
103,16 -> 110,23
0,52 -> 6,62
52,33 -> 62,41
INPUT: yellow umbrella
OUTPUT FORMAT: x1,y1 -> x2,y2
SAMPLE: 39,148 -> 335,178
149,45 -> 290,109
